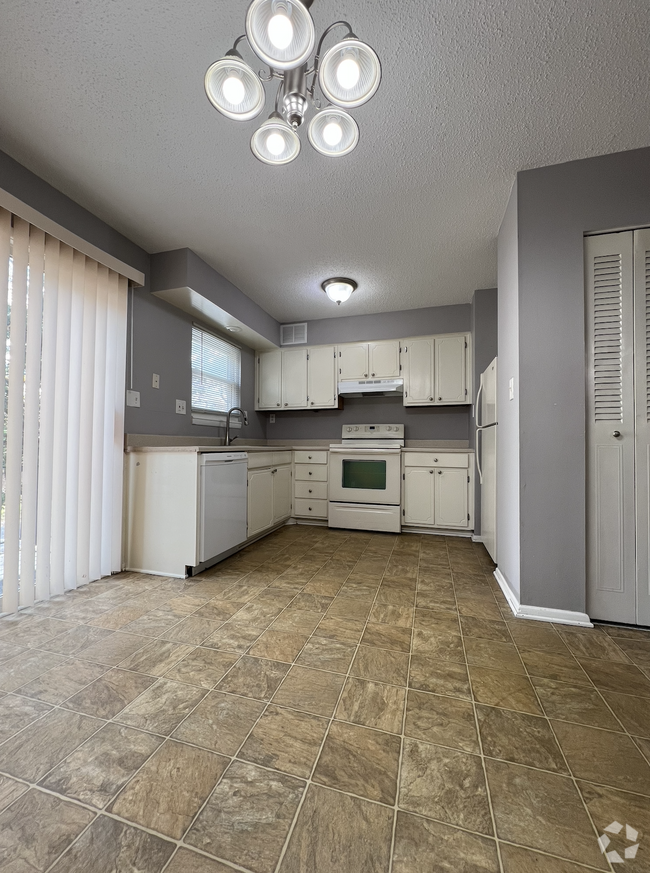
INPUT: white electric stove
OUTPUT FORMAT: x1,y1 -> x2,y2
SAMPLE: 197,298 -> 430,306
328,424 -> 404,533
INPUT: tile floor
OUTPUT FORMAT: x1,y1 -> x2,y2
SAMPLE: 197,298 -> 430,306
0,527 -> 649,872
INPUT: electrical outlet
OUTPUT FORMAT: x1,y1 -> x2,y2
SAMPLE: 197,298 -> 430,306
269,414 -> 275,424
176,399 -> 186,415
126,390 -> 140,407
152,373 -> 160,389
509,377 -> 515,401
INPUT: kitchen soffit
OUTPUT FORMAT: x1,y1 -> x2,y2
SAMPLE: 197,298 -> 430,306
0,1 -> 648,323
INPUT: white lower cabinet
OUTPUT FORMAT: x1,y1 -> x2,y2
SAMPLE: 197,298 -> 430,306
402,453 -> 473,530
293,451 -> 329,520
247,457 -> 292,538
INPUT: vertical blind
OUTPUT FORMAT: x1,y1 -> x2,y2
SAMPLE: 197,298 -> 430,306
191,326 -> 241,413
0,208 -> 128,614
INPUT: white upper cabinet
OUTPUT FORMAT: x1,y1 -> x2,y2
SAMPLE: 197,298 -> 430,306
257,350 -> 282,409
403,333 -> 470,406
368,340 -> 401,378
281,348 -> 308,408
338,343 -> 369,380
307,345 -> 337,408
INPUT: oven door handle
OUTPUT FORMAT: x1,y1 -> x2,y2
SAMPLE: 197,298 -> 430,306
329,447 -> 402,454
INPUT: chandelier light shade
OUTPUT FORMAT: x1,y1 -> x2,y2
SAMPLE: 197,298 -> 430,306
204,54 -> 266,121
318,38 -> 381,109
322,277 -> 357,305
204,4 -> 380,164
245,0 -> 315,71
308,108 -> 359,157
251,113 -> 301,164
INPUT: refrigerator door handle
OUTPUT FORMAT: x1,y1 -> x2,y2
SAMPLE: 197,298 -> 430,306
475,379 -> 484,428
476,428 -> 483,485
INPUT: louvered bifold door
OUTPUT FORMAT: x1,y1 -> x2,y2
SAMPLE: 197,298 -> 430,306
633,228 -> 650,626
585,231 -> 637,624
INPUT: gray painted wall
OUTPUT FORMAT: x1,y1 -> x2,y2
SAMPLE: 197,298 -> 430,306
151,249 -> 280,347
470,288 -> 498,535
497,181 -> 520,600
509,146 -> 650,613
267,303 -> 472,442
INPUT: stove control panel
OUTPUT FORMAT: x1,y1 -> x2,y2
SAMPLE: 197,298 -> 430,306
341,424 -> 404,439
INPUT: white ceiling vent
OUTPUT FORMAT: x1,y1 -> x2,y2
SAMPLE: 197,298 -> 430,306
281,322 -> 308,345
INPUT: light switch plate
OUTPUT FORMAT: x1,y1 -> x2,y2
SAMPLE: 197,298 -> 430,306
509,377 -> 514,401
269,414 -> 275,423
152,373 -> 160,389
176,399 -> 187,415
126,390 -> 140,407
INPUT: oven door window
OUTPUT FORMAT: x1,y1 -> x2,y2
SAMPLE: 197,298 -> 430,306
341,459 -> 387,490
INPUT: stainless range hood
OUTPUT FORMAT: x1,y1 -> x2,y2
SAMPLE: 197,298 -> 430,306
338,378 -> 404,397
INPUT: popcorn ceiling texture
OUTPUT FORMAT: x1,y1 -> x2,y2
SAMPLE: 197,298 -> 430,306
0,0 -> 648,321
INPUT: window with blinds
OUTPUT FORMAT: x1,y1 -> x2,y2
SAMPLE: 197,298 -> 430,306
191,327 -> 241,418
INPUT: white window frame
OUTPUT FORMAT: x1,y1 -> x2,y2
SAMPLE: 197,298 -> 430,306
191,324 -> 242,428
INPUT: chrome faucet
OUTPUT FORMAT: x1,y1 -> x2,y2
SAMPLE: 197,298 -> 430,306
225,407 -> 248,446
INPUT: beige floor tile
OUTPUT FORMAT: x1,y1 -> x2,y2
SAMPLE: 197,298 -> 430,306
350,645 -> 409,686
279,784 -> 393,873
290,593 -> 333,613
519,649 -> 591,685
601,690 -> 650,737
507,621 -> 569,654
336,677 -> 406,734
552,719 -> 650,795
88,603 -> 151,630
216,655 -> 289,701
41,723 -> 162,808
296,637 -> 356,673
0,648 -> 68,692
272,608 -> 323,634
248,629 -> 309,663
412,627 -> 465,663
313,721 -> 401,804
116,678 -> 207,735
161,615 -> 223,645
164,648 -> 239,688
361,622 -> 412,653
186,760 -> 304,873
238,704 -> 328,778
120,609 -> 183,638
369,604 -> 414,627
77,631 -> 149,666
194,599 -> 245,622
0,789 -> 94,872
486,759 -> 608,868
65,667 -> 155,718
578,780 -> 650,862
0,707 -> 102,782
0,775 -> 28,814
533,676 -> 622,729
165,848 -> 235,872
499,844 -> 596,872
273,665 -> 345,716
414,608 -> 460,633
465,637 -> 525,674
37,624 -> 113,655
399,737 -> 492,834
49,815 -> 175,872
409,654 -> 471,698
110,739 -> 228,839
315,616 -> 366,643
0,693 -> 52,743
326,596 -> 372,623
117,639 -> 194,676
558,629 -> 630,663
469,665 -> 542,714
459,615 -> 511,643
16,658 -> 107,704
173,690 -> 265,755
477,705 -> 568,772
0,640 -> 25,664
405,689 -> 479,753
392,811 -> 499,873
578,658 -> 650,697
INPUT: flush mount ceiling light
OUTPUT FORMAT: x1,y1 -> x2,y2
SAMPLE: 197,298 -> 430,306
322,277 -> 357,305
204,1 -> 381,165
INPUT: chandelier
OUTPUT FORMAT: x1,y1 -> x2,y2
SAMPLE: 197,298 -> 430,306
204,0 -> 381,165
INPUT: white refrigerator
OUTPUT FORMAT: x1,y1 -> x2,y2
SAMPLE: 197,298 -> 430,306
476,358 -> 497,562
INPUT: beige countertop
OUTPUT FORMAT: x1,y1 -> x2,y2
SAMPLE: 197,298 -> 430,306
126,443 -> 473,454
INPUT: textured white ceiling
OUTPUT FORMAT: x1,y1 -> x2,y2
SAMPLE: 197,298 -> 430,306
0,1 -> 649,322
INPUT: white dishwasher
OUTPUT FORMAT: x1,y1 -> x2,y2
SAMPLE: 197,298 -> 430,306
199,452 -> 248,563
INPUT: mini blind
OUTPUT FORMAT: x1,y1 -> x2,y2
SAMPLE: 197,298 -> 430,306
0,208 -> 128,614
191,326 -> 241,413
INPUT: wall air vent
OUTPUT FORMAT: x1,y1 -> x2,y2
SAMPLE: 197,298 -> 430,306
280,322 -> 308,346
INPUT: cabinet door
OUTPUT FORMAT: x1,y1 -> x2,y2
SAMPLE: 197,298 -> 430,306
248,468 -> 274,537
308,345 -> 337,408
369,340 -> 401,378
403,338 -> 433,405
273,465 -> 292,523
257,350 -> 282,410
281,348 -> 308,408
434,468 -> 469,528
403,467 -> 434,525
338,343 -> 369,380
435,335 -> 467,403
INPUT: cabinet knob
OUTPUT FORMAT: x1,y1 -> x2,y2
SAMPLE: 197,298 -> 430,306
308,506 -> 312,511
276,403 -> 280,407
429,470 -> 433,474
438,470 -> 442,475
308,471 -> 312,476
433,458 -> 438,462
308,489 -> 312,493
310,402 -> 314,406
429,396 -> 433,401
308,455 -> 312,459
438,396 -> 442,401
371,373 -> 375,377
284,403 -> 288,407
613,430 -> 621,437
364,373 -> 368,377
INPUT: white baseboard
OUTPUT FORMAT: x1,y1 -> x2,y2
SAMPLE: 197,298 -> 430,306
493,568 -> 593,627
471,534 -> 484,543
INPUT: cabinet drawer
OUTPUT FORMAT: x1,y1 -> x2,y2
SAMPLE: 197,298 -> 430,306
295,464 -> 328,481
247,453 -> 274,469
294,480 -> 328,499
294,450 -> 328,465
294,498 -> 328,518
403,452 -> 469,469
273,452 -> 292,466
